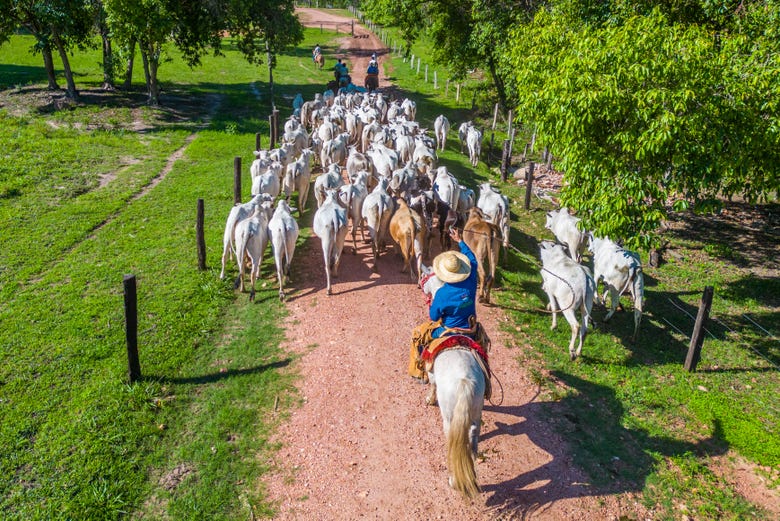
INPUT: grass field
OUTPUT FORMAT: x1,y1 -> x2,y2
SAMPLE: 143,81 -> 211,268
1,11 -> 778,520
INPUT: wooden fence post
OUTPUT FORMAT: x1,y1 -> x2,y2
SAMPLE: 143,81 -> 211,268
507,109 -> 513,137
255,132 -> 261,152
524,162 -> 535,210
233,156 -> 242,204
425,64 -> 428,82
268,115 -> 275,149
500,139 -> 511,183
272,109 -> 279,148
508,128 -> 516,160
492,103 -> 499,130
434,71 -> 437,89
456,83 -> 461,103
489,132 -> 495,166
521,142 -> 529,163
196,199 -> 206,271
123,274 -> 141,383
685,286 -> 715,372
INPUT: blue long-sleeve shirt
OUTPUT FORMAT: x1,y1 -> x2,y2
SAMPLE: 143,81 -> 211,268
430,241 -> 478,338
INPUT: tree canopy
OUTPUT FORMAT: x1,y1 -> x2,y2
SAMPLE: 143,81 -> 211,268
1,0 -> 303,105
508,1 -> 779,248
361,0 -> 779,249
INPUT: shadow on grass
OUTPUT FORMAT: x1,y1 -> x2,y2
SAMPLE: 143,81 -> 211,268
145,358 -> 291,386
481,371 -> 728,518
0,64 -> 50,89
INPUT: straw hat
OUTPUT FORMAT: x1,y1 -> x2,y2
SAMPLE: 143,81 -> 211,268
433,250 -> 471,283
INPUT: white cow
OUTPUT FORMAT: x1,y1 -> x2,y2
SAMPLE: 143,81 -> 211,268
458,121 -> 472,153
320,134 -> 348,169
345,146 -> 370,178
466,125 -> 482,167
219,193 -> 271,280
432,166 -> 460,210
250,151 -> 272,180
251,161 -> 282,198
539,240 -> 596,360
366,143 -> 399,179
361,176 -> 395,272
234,204 -> 270,301
434,114 -> 450,152
268,199 -> 299,301
395,133 -> 416,164
283,126 -> 309,158
401,98 -> 417,121
477,182 -> 510,252
588,235 -> 644,341
282,149 -> 314,213
338,170 -> 370,253
412,138 -> 437,179
314,164 -> 345,207
545,207 -> 587,262
456,185 -> 475,216
313,188 -> 349,295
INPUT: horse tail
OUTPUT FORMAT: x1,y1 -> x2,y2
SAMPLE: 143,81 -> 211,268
447,378 -> 480,499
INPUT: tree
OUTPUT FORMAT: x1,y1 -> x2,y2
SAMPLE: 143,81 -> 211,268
103,0 -> 176,105
360,0 -> 424,57
5,0 -> 92,92
508,4 -> 780,249
222,0 -> 303,107
361,0 -> 533,109
87,0 -> 117,90
104,0 -> 302,106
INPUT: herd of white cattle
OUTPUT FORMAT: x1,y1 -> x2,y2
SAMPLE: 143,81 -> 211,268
541,208 -> 645,360
218,88 -> 644,357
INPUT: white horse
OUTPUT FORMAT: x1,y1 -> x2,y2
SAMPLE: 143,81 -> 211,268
418,263 -> 485,499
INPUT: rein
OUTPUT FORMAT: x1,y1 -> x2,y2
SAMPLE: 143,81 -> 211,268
449,224 -> 578,314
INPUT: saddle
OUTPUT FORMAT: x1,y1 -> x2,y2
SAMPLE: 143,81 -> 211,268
421,334 -> 492,400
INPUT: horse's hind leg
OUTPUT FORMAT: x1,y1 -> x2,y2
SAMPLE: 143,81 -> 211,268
425,382 -> 437,406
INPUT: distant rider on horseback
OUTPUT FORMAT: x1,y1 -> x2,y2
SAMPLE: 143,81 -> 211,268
312,44 -> 322,62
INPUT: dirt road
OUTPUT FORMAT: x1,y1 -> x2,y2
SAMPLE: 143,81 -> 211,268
260,9 -> 648,520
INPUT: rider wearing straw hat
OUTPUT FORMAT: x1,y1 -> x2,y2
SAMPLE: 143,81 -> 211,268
409,228 -> 479,380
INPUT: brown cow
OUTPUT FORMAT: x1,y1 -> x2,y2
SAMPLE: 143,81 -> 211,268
463,206 -> 500,304
389,198 -> 427,281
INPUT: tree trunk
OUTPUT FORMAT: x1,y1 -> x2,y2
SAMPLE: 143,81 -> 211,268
140,42 -> 160,106
487,55 -> 507,111
101,30 -> 115,90
41,43 -> 60,90
51,30 -> 78,100
266,40 -> 275,109
123,38 -> 136,90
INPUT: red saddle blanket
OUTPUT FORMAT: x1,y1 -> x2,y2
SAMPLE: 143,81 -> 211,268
421,335 -> 490,377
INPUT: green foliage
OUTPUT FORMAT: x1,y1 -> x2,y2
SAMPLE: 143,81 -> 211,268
508,5 -> 780,249
223,0 -> 303,66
